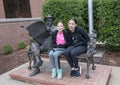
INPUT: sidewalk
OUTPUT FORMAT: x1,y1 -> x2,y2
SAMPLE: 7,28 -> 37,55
108,66 -> 120,85
0,58 -> 118,85
0,63 -> 34,85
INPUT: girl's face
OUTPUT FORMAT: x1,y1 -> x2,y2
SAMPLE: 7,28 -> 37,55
57,22 -> 64,32
68,20 -> 77,32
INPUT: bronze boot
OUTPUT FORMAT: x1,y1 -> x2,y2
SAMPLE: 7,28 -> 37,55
29,67 -> 40,77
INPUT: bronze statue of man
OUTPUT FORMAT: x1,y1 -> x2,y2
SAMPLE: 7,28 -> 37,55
27,15 -> 56,77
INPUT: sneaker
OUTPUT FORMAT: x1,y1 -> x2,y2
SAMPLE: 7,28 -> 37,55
79,66 -> 82,75
74,66 -> 82,77
57,69 -> 62,79
70,70 -> 75,77
74,70 -> 80,77
51,68 -> 57,78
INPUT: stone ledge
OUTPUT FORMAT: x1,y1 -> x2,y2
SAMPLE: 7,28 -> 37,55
9,58 -> 112,85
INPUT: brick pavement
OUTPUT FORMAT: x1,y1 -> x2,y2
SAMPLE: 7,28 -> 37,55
9,58 -> 112,85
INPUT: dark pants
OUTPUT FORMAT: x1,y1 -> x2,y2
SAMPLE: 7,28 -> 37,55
64,46 -> 87,68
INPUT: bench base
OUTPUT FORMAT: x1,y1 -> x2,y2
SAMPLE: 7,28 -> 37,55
9,58 -> 112,85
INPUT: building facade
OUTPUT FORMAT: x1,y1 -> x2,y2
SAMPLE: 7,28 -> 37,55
0,0 -> 44,18
0,0 -> 45,52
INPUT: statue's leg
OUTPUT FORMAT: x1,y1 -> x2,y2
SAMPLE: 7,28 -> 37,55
27,47 -> 33,70
33,54 -> 36,65
31,42 -> 43,67
29,42 -> 43,77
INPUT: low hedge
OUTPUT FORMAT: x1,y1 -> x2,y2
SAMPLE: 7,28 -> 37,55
17,41 -> 26,50
2,45 -> 13,55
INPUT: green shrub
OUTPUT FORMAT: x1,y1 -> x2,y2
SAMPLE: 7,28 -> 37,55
99,26 -> 120,51
96,0 -> 120,51
42,0 -> 87,29
17,41 -> 26,50
2,45 -> 13,55
42,0 -> 120,51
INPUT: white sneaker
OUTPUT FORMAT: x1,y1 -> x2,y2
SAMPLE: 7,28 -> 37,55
79,66 -> 82,75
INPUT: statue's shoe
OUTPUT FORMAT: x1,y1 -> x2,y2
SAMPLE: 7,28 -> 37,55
29,68 -> 40,77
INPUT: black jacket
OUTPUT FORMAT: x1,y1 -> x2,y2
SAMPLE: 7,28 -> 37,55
68,26 -> 90,47
51,30 -> 70,48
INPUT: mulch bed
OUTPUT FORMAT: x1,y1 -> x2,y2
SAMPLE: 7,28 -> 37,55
0,49 -> 28,75
100,50 -> 120,66
0,48 -> 120,75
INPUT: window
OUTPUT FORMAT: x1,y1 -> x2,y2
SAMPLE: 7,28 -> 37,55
3,0 -> 31,18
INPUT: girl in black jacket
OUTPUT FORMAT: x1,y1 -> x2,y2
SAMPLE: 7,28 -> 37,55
64,18 -> 90,77
49,21 -> 70,79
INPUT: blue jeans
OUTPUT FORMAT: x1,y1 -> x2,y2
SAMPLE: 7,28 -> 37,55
49,48 -> 65,69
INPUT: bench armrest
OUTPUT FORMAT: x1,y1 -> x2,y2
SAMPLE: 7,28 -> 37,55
86,33 -> 97,56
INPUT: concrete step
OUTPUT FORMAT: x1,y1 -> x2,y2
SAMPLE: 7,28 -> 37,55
79,49 -> 106,63
93,49 -> 106,63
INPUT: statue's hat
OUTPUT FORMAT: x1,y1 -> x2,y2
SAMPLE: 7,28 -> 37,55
44,15 -> 55,21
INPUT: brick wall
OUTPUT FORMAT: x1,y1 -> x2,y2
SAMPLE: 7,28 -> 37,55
0,21 -> 36,54
30,0 -> 45,17
0,0 -> 5,18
